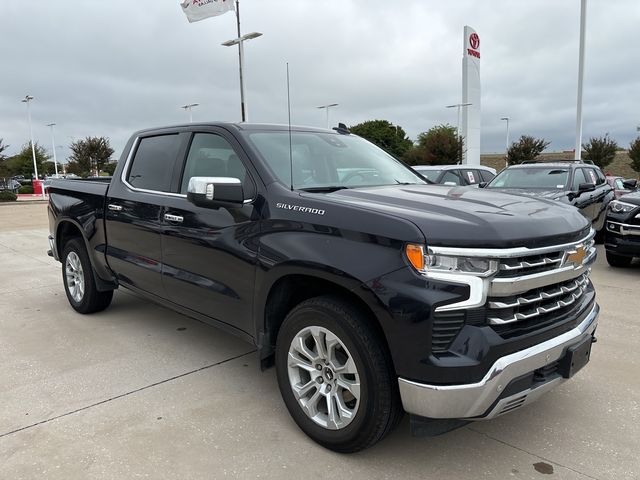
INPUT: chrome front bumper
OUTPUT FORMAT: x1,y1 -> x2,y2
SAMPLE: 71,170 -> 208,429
398,302 -> 599,420
606,221 -> 640,236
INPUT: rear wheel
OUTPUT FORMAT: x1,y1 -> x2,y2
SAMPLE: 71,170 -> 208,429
606,250 -> 633,268
275,295 -> 403,453
62,238 -> 113,313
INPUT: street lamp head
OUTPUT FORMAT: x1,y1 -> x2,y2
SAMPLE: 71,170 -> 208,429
180,103 -> 199,109
500,117 -> 510,121
243,31 -> 263,40
445,102 -> 472,108
317,103 -> 339,109
222,32 -> 263,46
22,95 -> 34,103
46,122 -> 56,127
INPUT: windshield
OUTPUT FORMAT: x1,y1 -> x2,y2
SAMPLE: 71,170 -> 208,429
488,167 -> 570,189
414,168 -> 442,182
246,131 -> 426,189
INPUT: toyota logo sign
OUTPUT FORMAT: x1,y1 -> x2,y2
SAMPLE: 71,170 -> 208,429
469,33 -> 480,50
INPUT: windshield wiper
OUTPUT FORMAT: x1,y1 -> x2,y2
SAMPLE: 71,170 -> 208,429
298,186 -> 350,193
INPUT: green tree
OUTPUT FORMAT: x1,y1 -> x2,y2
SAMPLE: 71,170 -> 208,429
5,142 -> 52,178
102,161 -> 118,176
507,135 -> 550,164
349,120 -> 413,158
408,124 -> 463,166
0,139 -> 10,177
629,137 -> 640,174
0,139 -> 8,160
582,134 -> 618,169
67,136 -> 114,177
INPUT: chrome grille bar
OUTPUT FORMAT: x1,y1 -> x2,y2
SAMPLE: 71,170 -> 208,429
499,256 -> 562,272
489,274 -> 588,309
488,282 -> 588,325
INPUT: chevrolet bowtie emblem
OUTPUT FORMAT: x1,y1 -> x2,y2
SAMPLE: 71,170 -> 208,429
564,246 -> 586,267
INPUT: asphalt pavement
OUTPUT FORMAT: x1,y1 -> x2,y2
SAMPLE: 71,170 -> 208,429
1,202 -> 638,479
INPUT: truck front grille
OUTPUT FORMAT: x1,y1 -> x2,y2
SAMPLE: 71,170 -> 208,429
429,231 -> 596,352
487,273 -> 589,325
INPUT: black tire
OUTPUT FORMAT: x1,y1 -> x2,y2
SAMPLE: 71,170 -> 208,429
61,238 -> 113,314
275,295 -> 403,453
606,250 -> 633,268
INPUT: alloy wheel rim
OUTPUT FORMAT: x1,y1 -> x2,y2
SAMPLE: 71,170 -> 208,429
287,326 -> 361,430
65,251 -> 85,303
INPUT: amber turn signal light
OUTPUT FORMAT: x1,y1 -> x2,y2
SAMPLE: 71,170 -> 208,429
405,244 -> 425,271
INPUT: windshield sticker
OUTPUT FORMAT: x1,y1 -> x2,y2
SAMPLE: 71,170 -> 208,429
276,203 -> 325,216
557,185 -> 564,188
467,171 -> 475,183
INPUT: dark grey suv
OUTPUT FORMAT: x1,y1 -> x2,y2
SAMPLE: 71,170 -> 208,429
483,161 -> 614,238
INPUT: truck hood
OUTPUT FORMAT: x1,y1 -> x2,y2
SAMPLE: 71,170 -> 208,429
321,185 -> 590,248
617,191 -> 640,206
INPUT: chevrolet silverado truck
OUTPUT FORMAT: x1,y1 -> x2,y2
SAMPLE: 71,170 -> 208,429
47,123 -> 599,452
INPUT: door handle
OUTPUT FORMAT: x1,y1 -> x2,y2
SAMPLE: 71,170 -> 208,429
164,213 -> 184,223
108,204 -> 123,212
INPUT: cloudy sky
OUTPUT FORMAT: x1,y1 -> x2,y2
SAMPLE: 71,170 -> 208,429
1,0 -> 638,162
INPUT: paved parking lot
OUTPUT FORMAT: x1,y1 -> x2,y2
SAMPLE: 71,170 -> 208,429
1,202 -> 639,479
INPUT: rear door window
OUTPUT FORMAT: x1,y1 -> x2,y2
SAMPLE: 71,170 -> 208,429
593,168 -> 606,185
127,134 -> 180,192
462,169 -> 480,185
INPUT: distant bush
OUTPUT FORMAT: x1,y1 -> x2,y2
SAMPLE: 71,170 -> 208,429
507,136 -> 550,164
629,137 -> 640,174
583,134 -> 618,169
0,190 -> 17,202
18,185 -> 34,194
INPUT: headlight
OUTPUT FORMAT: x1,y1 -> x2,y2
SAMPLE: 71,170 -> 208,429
405,244 -> 498,277
609,200 -> 638,214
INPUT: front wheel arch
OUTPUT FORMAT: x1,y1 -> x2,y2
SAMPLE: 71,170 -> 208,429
258,272 -> 393,373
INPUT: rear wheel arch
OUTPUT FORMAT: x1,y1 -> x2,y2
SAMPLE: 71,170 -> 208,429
56,219 -> 117,292
56,220 -> 84,258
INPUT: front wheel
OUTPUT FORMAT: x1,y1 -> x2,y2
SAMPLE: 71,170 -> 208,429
275,295 -> 403,453
606,250 -> 633,268
62,238 -> 113,313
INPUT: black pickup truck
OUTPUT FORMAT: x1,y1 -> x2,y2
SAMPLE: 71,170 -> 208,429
48,123 -> 599,452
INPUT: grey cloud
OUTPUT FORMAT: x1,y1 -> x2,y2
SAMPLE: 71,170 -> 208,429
1,0 -> 637,163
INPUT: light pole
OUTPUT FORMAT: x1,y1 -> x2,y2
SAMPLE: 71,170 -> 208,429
56,146 -> 66,174
317,103 -> 339,129
575,0 -> 587,159
46,123 -> 59,176
222,31 -> 263,122
180,103 -> 199,123
445,103 -> 472,137
500,116 -> 510,166
21,95 -> 45,198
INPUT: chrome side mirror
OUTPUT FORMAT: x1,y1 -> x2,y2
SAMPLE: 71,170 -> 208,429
187,177 -> 244,208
